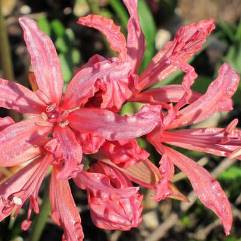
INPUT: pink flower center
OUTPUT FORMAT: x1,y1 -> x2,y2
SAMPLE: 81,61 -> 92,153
41,103 -> 70,127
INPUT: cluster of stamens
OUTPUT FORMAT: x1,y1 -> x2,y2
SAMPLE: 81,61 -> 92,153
41,103 -> 69,127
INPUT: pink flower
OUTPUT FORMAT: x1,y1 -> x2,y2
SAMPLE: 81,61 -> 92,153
77,0 -> 215,111
0,17 -> 161,241
77,0 -> 241,235
75,162 -> 143,230
146,64 -> 240,235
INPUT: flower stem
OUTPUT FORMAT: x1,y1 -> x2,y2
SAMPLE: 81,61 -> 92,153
30,185 -> 51,241
0,0 -> 14,80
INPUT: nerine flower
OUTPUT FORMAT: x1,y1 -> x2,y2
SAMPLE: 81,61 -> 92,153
147,64 -> 240,235
77,0 -> 241,235
77,0 -> 215,111
0,17 -> 161,241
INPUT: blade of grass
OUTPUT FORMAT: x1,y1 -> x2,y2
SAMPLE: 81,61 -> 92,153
138,0 -> 156,72
30,180 -> 51,241
109,0 -> 128,31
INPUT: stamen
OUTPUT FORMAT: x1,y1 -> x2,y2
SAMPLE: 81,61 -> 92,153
59,120 -> 69,128
40,112 -> 48,121
13,196 -> 23,206
46,103 -> 57,113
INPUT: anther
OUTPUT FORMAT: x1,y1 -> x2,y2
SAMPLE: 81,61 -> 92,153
59,120 -> 69,128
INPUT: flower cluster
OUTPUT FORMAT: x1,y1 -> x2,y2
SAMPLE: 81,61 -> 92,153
0,0 -> 240,240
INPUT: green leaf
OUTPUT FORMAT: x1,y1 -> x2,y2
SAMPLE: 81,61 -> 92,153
109,0 -> 128,30
55,36 -> 69,53
51,20 -> 65,37
138,0 -> 156,71
72,49 -> 81,64
235,19 -> 241,42
219,166 -> 241,181
60,53 -> 73,83
218,21 -> 236,42
37,16 -> 51,35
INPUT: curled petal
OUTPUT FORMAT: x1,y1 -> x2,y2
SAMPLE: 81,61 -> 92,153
0,155 -> 51,222
168,64 -> 240,128
0,119 -> 51,167
52,126 -> 83,179
75,170 -> 138,198
63,55 -> 105,109
162,126 -> 241,158
99,140 -> 149,167
97,64 -> 133,111
131,85 -> 200,105
0,117 -> 14,131
87,162 -> 143,230
172,63 -> 198,110
19,17 -> 63,104
0,78 -> 45,114
63,55 -> 132,111
78,15 -> 127,60
69,105 -> 161,140
162,146 -> 232,235
50,169 -> 84,241
77,132 -> 105,154
101,158 -> 161,189
123,0 -> 145,70
138,19 -> 215,90
155,154 -> 187,202
155,153 -> 174,200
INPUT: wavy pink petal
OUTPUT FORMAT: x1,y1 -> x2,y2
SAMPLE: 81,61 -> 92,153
162,146 -> 232,235
171,63 -> 197,110
146,133 -> 188,201
77,15 -> 127,60
51,126 -> 83,179
154,153 -> 174,200
162,126 -> 241,158
87,162 -> 143,230
63,55 -> 105,109
0,78 -> 45,114
123,0 -> 145,71
75,170 -> 138,198
50,169 -> 84,241
77,132 -> 105,154
0,119 -> 51,167
0,117 -> 14,131
131,85 -> 201,105
0,155 -> 51,222
63,55 -> 132,111
138,19 -> 215,90
68,105 -> 161,140
19,17 -> 63,104
168,64 -> 240,128
99,140 -> 149,167
96,63 -> 133,111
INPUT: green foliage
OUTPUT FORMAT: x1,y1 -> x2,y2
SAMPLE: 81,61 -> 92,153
217,19 -> 241,104
219,166 -> 241,181
37,16 -> 81,84
138,0 -> 156,71
109,0 -> 128,29
224,237 -> 241,241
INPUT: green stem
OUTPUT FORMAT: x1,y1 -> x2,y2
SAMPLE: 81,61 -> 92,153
30,185 -> 51,241
86,0 -> 100,13
0,0 -> 14,80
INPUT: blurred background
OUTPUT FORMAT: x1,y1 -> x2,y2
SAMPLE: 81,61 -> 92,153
0,0 -> 240,241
